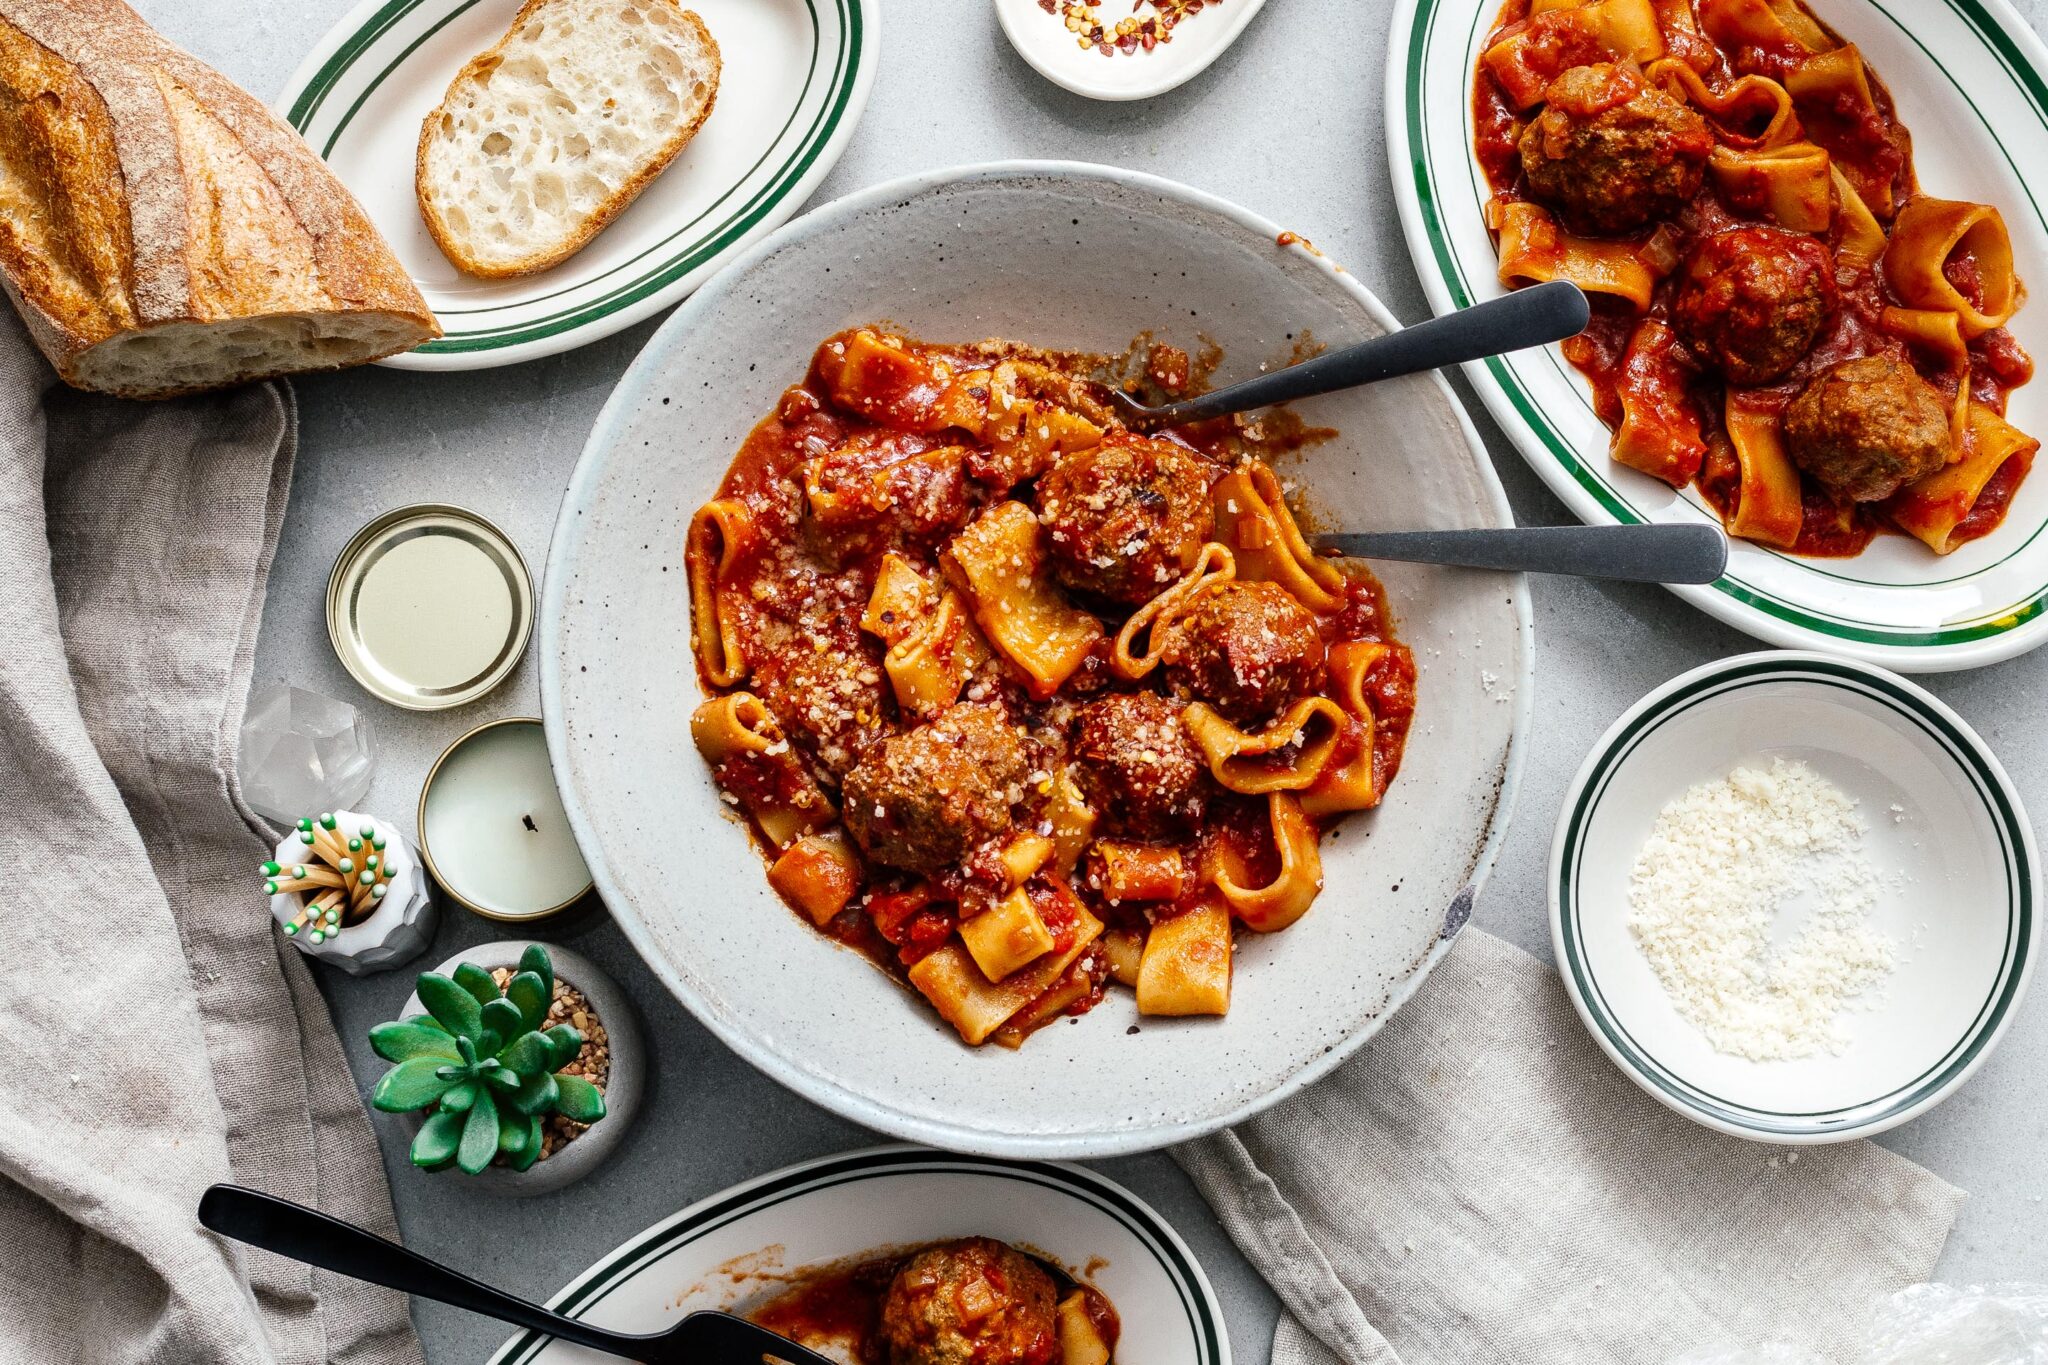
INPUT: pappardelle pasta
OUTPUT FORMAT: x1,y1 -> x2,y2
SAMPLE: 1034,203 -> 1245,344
1474,0 -> 2038,556
686,328 -> 1416,1047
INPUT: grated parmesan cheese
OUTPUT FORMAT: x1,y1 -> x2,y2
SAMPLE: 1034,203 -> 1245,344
1627,757 -> 1895,1061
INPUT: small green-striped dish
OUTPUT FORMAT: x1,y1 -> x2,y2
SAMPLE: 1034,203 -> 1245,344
276,0 -> 877,370
1550,652 -> 2037,1143
484,1146 -> 1230,1365
1388,0 -> 2048,671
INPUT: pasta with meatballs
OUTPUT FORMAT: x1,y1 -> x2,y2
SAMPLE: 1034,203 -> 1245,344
1474,0 -> 2038,556
686,327 -> 1416,1046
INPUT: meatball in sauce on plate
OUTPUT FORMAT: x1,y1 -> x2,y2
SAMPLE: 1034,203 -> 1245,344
751,1237 -> 1121,1365
1670,227 -> 1837,388
1784,355 -> 1955,504
1037,433 -> 1219,605
1517,62 -> 1713,237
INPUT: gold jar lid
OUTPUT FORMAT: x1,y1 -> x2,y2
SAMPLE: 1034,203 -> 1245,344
327,504 -> 533,711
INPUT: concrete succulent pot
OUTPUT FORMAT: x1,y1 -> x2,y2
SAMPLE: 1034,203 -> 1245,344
389,941 -> 643,1197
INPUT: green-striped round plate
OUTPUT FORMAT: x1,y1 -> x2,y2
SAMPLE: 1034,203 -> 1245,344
483,1146 -> 1231,1365
277,0 -> 876,370
1387,0 -> 2048,671
1550,652 -> 2037,1142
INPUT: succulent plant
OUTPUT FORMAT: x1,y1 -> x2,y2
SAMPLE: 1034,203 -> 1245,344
369,944 -> 606,1175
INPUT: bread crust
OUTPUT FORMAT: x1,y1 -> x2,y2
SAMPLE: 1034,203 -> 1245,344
415,0 -> 721,279
0,0 -> 438,398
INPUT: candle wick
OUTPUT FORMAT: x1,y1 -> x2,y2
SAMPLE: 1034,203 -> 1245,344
522,814 -> 538,833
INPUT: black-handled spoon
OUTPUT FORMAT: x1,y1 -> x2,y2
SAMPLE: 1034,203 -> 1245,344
1316,523 -> 1729,585
198,1185 -> 835,1365
1105,279 -> 1589,427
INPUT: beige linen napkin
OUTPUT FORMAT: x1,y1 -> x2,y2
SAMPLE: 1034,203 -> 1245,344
1177,930 -> 1963,1365
0,311 -> 421,1364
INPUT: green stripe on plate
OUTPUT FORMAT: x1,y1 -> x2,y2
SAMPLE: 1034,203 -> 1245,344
1553,658 -> 2032,1135
1402,0 -> 2048,647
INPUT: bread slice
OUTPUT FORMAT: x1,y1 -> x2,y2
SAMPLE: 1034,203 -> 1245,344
416,0 -> 720,279
0,0 -> 438,399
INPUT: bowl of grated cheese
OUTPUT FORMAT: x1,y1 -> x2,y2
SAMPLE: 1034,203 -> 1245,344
1551,651 -> 2039,1144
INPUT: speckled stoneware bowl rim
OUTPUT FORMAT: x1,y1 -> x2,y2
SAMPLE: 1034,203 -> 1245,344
540,160 -> 1535,1158
1549,650 -> 2040,1144
394,940 -> 644,1195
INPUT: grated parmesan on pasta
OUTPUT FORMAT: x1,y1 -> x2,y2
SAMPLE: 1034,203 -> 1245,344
1627,757 -> 1895,1061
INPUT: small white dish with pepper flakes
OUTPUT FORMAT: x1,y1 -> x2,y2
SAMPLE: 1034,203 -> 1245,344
993,0 -> 1269,101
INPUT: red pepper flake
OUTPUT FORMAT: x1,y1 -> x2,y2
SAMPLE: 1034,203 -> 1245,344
1047,0 -> 1225,56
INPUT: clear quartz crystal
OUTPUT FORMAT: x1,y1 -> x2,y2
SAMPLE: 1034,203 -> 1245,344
239,683 -> 374,823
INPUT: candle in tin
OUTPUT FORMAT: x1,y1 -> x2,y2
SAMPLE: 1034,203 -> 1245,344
418,718 -> 593,921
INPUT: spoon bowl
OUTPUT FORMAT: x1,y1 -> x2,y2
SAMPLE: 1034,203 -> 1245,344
1101,280 -> 1589,429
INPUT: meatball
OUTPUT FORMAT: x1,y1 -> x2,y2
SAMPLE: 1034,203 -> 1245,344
1671,227 -> 1838,386
1518,63 -> 1714,236
879,1239 -> 1058,1365
1072,691 -> 1209,837
1160,580 -> 1326,724
1036,434 -> 1217,603
842,704 -> 1029,876
1782,355 -> 1955,503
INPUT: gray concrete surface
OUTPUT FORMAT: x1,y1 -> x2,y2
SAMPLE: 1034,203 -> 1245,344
133,0 -> 2047,1359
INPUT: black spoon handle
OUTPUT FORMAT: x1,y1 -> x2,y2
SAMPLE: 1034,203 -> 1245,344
199,1185 -> 652,1361
1316,523 -> 1729,585
1144,279 -> 1590,424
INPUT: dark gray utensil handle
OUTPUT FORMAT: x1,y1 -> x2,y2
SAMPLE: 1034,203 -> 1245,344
199,1185 -> 647,1360
1319,523 -> 1728,584
1151,279 -> 1589,424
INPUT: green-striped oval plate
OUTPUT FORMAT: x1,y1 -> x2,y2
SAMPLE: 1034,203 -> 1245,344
484,1146 -> 1231,1365
277,0 -> 876,369
1388,0 -> 2048,671
1550,652 -> 2037,1142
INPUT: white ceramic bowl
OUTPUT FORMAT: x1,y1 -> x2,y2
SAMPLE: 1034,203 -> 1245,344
541,162 -> 1530,1157
268,810 -> 435,977
1551,652 -> 2038,1143
484,1146 -> 1229,1365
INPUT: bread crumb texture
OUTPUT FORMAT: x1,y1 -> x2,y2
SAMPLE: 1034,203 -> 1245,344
1627,757 -> 1895,1062
417,0 -> 720,277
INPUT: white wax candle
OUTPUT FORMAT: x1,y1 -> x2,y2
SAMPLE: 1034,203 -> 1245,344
421,720 -> 592,918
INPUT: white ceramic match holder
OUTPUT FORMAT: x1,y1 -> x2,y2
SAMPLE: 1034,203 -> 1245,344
267,810 -> 435,976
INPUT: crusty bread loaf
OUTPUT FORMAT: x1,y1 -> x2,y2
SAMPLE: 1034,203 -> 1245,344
0,0 -> 439,400
416,0 -> 720,279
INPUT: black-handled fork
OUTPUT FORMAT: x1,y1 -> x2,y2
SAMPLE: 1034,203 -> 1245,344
199,1184 -> 836,1365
